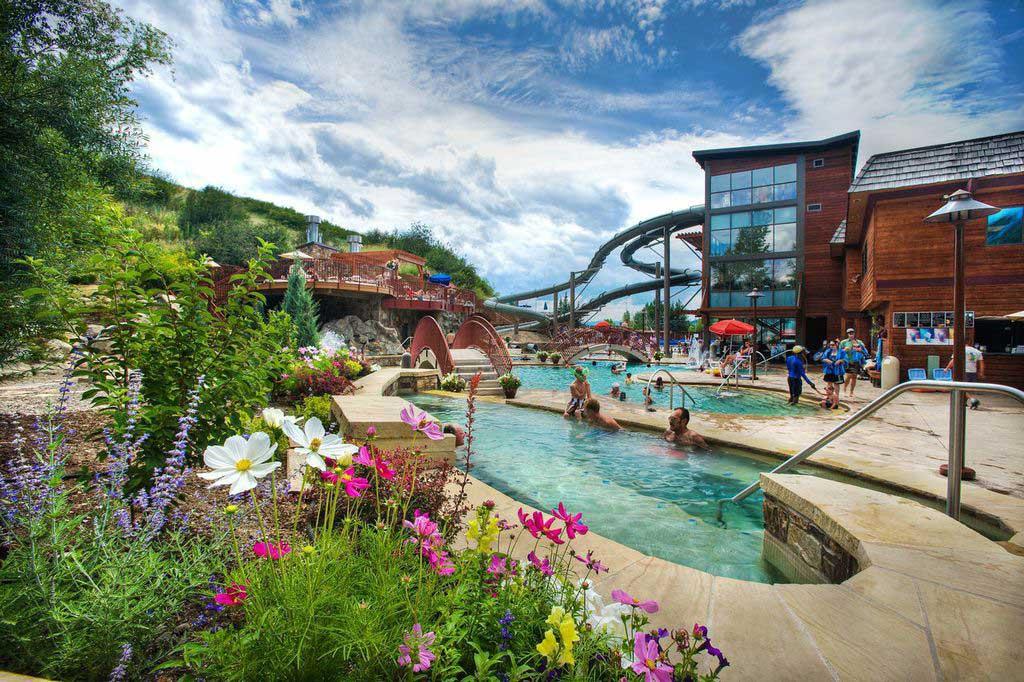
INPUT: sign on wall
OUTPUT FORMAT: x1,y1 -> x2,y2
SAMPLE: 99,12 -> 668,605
906,328 -> 952,345
892,311 -> 974,329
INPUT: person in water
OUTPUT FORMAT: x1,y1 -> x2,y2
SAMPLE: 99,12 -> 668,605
563,366 -> 592,419
609,383 -> 621,399
641,386 -> 655,411
625,372 -> 634,385
654,376 -> 665,390
582,398 -> 621,430
442,423 -> 465,446
663,407 -> 708,449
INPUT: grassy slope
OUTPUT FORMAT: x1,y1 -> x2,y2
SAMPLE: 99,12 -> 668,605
125,174 -> 494,296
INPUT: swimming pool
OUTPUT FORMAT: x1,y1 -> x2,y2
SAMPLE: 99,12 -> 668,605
411,394 -> 790,583
515,363 -> 815,416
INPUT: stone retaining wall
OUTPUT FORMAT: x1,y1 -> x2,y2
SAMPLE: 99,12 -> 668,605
763,493 -> 858,584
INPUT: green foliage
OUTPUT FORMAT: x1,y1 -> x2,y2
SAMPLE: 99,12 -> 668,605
28,240 -> 293,468
194,218 -> 293,266
548,352 -> 562,364
178,186 -> 246,238
281,263 -> 320,348
0,0 -> 171,364
440,372 -> 467,392
537,351 -> 549,362
364,223 -> 494,297
498,372 -> 521,390
295,395 -> 334,427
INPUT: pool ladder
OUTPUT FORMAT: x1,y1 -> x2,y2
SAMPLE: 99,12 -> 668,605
645,368 -> 694,410
715,380 -> 1024,524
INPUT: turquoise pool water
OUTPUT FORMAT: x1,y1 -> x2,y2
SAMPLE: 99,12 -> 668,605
411,395 -> 790,583
516,363 -> 815,416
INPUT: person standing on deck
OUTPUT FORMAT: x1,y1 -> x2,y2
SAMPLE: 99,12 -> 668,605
945,345 -> 985,409
785,346 -> 817,405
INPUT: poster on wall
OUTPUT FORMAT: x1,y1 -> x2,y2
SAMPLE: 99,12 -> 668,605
906,328 -> 952,345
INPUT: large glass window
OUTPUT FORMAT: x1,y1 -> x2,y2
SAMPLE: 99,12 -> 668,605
708,207 -> 799,256
710,162 -> 798,208
708,258 -> 799,309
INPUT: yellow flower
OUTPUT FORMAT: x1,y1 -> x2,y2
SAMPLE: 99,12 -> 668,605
466,514 -> 500,553
558,616 -> 579,665
546,606 -> 567,629
536,629 -> 559,662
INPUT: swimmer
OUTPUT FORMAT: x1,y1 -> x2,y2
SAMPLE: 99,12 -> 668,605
654,376 -> 665,390
609,383 -> 621,399
642,386 -> 655,411
582,398 -> 621,431
625,372 -> 634,385
663,407 -> 708,449
564,366 -> 592,419
442,423 -> 465,446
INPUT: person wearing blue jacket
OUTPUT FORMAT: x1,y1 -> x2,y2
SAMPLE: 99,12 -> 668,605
821,341 -> 847,386
843,342 -> 867,398
785,346 -> 817,405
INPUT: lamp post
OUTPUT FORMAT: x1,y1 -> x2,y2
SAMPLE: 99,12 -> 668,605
924,188 -> 998,520
747,287 -> 764,381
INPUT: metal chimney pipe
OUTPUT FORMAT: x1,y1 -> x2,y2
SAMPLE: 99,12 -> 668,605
347,234 -> 362,253
305,215 -> 321,243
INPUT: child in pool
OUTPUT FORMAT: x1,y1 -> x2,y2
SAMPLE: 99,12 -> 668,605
563,366 -> 592,420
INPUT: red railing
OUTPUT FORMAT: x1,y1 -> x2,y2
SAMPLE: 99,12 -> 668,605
452,314 -> 512,376
410,315 -> 455,375
548,326 -> 655,364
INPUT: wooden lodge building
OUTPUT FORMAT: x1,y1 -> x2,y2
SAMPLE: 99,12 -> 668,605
692,130 -> 1024,388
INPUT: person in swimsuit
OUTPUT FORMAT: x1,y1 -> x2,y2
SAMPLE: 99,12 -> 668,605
641,386 -> 654,411
563,366 -> 592,419
582,398 -> 621,430
663,408 -> 708,448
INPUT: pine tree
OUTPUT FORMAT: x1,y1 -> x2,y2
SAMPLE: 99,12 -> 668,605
282,262 -> 320,348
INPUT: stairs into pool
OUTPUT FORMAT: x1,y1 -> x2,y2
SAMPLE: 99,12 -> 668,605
451,348 -> 504,395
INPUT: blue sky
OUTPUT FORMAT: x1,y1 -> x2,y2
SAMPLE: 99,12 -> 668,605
117,0 -> 1024,319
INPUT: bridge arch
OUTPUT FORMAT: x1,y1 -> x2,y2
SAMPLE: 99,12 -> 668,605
562,343 -> 651,365
451,314 -> 512,375
409,315 -> 454,374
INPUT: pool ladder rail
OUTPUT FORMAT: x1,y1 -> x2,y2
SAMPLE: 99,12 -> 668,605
716,380 -> 1024,524
714,349 -> 788,397
645,368 -> 695,410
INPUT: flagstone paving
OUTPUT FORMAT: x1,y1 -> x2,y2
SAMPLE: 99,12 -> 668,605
453,473 -> 1024,681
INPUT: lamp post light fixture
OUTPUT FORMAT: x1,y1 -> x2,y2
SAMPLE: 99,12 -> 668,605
747,287 -> 764,381
924,188 -> 998,521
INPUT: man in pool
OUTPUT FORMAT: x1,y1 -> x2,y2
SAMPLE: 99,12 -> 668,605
609,383 -> 621,399
664,407 -> 708,449
582,398 -> 621,430
563,366 -> 592,420
625,372 -> 634,385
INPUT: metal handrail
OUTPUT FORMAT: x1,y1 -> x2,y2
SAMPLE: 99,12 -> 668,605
714,348 -> 789,396
645,368 -> 693,410
723,380 -> 1024,521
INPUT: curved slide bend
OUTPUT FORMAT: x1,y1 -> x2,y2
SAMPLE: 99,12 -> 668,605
485,205 -> 704,327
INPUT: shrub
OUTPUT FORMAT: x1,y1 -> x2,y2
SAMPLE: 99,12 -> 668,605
0,363 -> 224,681
273,346 -> 366,402
295,395 -> 334,428
29,239 -> 293,471
440,372 -> 467,392
497,373 -> 521,390
549,352 -> 562,364
537,351 -> 549,362
654,351 -> 664,361
281,262 -> 320,349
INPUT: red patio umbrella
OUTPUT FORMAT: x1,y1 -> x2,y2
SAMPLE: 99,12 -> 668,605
594,320 -> 611,328
708,319 -> 754,336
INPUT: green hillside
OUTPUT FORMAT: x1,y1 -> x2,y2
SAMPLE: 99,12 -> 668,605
123,174 -> 494,297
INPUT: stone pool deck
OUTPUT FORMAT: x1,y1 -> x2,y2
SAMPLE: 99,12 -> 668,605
509,385 -> 1024,545
454,472 -> 1024,681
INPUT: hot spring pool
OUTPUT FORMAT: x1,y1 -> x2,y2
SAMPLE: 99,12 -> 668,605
515,363 -> 815,416
410,394 -> 792,583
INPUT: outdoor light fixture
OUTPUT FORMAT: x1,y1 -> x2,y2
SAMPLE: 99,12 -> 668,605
924,188 -> 998,521
746,288 -> 764,381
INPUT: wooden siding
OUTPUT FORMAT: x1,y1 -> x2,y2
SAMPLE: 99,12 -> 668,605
849,177 -> 1024,388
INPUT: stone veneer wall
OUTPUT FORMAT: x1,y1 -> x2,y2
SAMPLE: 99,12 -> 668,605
763,494 -> 858,584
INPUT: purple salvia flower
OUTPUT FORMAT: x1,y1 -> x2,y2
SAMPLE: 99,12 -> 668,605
108,643 -> 132,682
143,376 -> 204,538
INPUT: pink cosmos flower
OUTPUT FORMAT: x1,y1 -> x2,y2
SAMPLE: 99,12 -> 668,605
399,405 -> 444,440
404,510 -> 454,575
552,502 -> 589,540
321,470 -> 339,485
404,509 -> 439,539
213,582 -> 248,607
516,508 -> 564,545
631,632 -> 673,682
366,425 -> 377,438
611,589 -> 659,613
487,554 -> 508,577
574,550 -> 609,573
354,445 -> 373,466
397,623 -> 436,673
339,468 -> 370,497
374,457 -> 396,481
253,542 -> 292,560
527,550 -> 554,577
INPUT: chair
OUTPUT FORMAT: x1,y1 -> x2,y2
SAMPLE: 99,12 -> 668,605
932,368 -> 952,381
907,368 -> 927,381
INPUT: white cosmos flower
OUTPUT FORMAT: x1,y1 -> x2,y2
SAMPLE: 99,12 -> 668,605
281,417 -> 357,471
261,407 -> 302,429
198,432 -> 280,495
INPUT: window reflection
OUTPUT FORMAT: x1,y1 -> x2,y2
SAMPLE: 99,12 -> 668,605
710,163 -> 798,207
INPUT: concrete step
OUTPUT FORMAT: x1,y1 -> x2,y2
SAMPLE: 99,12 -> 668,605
476,388 -> 505,396
456,371 -> 498,380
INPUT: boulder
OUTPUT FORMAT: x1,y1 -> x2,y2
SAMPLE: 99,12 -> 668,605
320,315 -> 404,355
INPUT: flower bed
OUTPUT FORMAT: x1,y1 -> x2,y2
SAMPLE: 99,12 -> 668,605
0,365 -> 730,681
273,345 -> 373,402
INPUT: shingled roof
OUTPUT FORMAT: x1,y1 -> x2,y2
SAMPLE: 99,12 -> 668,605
849,130 -> 1024,193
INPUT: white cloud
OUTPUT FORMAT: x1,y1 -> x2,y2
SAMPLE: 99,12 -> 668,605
737,0 -> 1024,163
